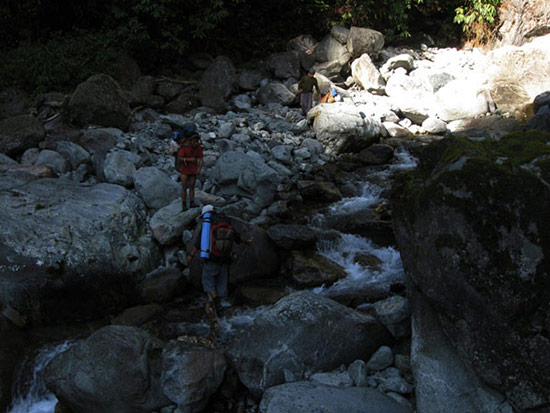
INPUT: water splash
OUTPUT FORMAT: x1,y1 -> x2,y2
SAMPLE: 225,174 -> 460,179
10,341 -> 77,413
327,181 -> 383,215
314,233 -> 404,294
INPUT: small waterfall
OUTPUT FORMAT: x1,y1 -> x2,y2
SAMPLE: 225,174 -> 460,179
10,341 -> 76,413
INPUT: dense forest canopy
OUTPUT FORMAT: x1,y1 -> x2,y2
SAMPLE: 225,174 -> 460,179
0,0 -> 501,94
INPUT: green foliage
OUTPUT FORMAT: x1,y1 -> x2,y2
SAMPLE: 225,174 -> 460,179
454,0 -> 501,26
0,30 -> 117,93
454,0 -> 502,44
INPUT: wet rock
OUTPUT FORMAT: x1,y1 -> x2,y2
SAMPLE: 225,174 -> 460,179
45,325 -> 169,413
226,291 -> 392,396
373,296 -> 411,339
392,132 -> 550,409
290,250 -> 347,287
161,340 -> 227,412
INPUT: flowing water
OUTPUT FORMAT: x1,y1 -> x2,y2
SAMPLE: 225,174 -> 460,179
9,146 -> 417,412
10,341 -> 77,413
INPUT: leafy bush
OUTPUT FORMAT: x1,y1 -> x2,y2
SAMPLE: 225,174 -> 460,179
454,0 -> 502,45
0,30 -> 118,93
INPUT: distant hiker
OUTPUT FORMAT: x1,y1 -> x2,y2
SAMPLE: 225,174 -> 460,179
298,68 -> 321,116
175,123 -> 203,210
187,205 -> 253,312
321,87 -> 339,104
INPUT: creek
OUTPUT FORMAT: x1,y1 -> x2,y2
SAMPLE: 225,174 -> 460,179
8,145 -> 417,413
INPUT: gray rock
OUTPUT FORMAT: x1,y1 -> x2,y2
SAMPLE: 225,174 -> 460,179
366,346 -> 394,372
422,116 -> 448,134
307,102 -> 381,155
238,69 -> 263,91
217,121 -> 235,138
20,147 -> 40,165
267,224 -> 320,249
372,367 -> 414,394
56,141 -> 90,169
287,34 -> 317,53
134,166 -> 179,210
34,149 -> 68,174
199,56 -> 237,112
373,296 -> 411,339
351,53 -> 386,92
330,26 -> 350,44
346,26 -> 385,58
311,34 -> 350,63
139,267 -> 185,303
0,115 -> 45,156
358,144 -> 394,165
257,81 -> 296,106
210,150 -> 279,207
226,291 -> 392,396
271,145 -> 293,166
0,153 -> 17,165
79,127 -> 120,155
161,340 -> 227,412
310,371 -> 353,387
150,199 -> 201,245
45,326 -> 169,413
0,178 -> 158,275
267,51 -> 302,79
68,74 -> 131,130
347,360 -> 368,386
410,295 -> 507,412
103,151 -> 136,187
259,381 -> 412,413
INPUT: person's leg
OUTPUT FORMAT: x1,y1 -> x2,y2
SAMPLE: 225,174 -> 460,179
215,262 -> 229,298
305,92 -> 313,113
300,93 -> 308,116
202,261 -> 219,300
188,175 -> 197,207
181,174 -> 189,209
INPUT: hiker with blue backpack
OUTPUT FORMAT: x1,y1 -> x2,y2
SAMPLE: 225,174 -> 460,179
187,205 -> 253,314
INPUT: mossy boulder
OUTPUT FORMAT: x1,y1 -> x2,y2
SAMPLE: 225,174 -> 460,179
68,74 -> 131,130
391,131 -> 550,410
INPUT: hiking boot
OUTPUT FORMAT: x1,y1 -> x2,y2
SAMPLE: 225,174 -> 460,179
189,200 -> 197,208
182,201 -> 187,210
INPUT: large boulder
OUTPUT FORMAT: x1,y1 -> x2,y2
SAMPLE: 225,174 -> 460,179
0,115 -> 45,156
210,150 -> 280,207
307,102 -> 382,155
259,382 -> 412,413
0,178 -> 158,276
266,51 -> 302,79
133,166 -> 180,210
226,291 -> 392,396
311,34 -> 350,63
68,74 -> 131,130
346,26 -> 385,58
486,34 -> 550,120
351,53 -> 386,92
45,326 -> 169,413
257,82 -> 296,106
434,79 -> 493,122
199,56 -> 237,112
391,132 -> 550,411
498,0 -> 550,46
161,340 -> 227,412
